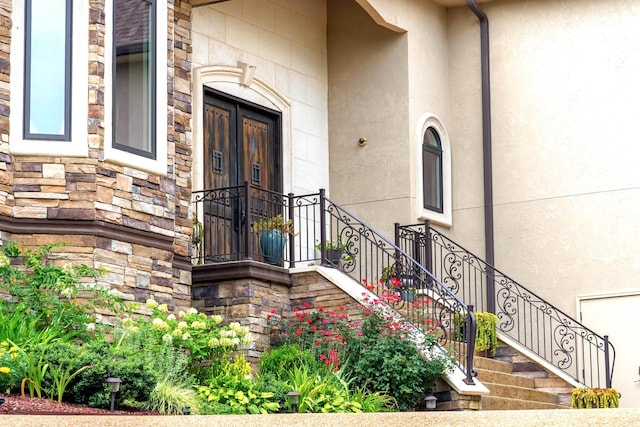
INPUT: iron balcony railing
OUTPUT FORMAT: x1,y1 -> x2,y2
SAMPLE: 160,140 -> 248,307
396,221 -> 615,389
192,183 -> 478,384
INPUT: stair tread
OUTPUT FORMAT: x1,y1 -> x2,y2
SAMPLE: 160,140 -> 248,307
473,356 -> 513,373
481,381 -> 559,404
480,395 -> 568,410
476,368 -> 535,388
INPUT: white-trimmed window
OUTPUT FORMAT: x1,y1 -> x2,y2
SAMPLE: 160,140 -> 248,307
104,0 -> 167,175
416,114 -> 451,226
10,0 -> 88,155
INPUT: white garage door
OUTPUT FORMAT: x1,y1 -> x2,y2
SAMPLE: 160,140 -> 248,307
579,292 -> 640,408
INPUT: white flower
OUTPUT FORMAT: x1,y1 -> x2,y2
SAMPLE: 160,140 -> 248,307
158,304 -> 168,313
146,299 -> 159,309
188,307 -> 198,315
191,320 -> 206,329
162,334 -> 173,344
0,252 -> 9,268
60,287 -> 74,298
178,310 -> 186,318
211,314 -> 223,324
177,321 -> 188,329
62,263 -> 73,274
182,332 -> 191,340
166,314 -> 176,321
94,314 -> 103,323
86,323 -> 96,332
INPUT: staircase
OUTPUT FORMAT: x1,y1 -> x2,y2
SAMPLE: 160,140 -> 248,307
474,342 -> 573,410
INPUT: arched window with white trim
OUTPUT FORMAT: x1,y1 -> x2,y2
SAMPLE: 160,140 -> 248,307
423,127 -> 443,213
417,114 -> 451,226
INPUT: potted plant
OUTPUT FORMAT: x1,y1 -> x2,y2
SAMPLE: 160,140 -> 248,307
571,387 -> 620,408
454,311 -> 498,355
315,237 -> 351,266
380,265 -> 417,302
252,214 -> 293,266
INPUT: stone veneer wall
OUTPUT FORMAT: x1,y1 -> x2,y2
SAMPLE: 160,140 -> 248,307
0,0 -> 194,313
191,269 -> 360,362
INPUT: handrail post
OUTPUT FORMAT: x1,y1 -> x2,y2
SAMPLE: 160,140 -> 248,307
424,220 -> 432,273
288,192 -> 295,268
604,335 -> 612,388
319,189 -> 328,266
465,305 -> 477,385
243,181 -> 252,260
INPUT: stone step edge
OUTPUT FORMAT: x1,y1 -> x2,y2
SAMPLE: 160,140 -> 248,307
482,382 -> 559,405
479,395 -> 568,410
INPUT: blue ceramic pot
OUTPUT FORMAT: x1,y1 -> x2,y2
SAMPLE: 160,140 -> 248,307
258,230 -> 286,266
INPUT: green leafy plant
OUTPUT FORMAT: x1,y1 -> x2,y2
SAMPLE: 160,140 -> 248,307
454,312 -> 498,355
118,299 -> 252,381
571,387 -> 620,408
145,379 -> 202,415
0,241 -> 123,338
475,312 -> 498,354
197,354 -> 280,414
267,300 -> 452,411
0,340 -> 23,394
252,214 -> 293,235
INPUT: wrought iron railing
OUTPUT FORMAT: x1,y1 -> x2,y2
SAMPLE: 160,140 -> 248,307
192,183 -> 478,384
396,221 -> 615,389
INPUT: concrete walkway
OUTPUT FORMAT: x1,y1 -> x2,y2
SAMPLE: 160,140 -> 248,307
2,408 -> 640,427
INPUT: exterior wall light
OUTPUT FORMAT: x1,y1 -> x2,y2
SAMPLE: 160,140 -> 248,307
106,377 -> 122,412
287,390 -> 301,413
425,394 -> 437,410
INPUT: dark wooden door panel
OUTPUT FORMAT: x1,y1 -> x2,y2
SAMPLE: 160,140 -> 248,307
203,90 -> 282,262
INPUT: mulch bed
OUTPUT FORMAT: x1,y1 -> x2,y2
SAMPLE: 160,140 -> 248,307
0,395 -> 161,415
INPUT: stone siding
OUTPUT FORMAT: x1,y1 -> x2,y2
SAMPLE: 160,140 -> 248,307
0,0 -> 194,312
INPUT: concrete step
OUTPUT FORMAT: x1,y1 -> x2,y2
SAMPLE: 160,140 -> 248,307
482,382 -> 559,405
476,368 -> 535,389
480,395 -> 567,410
473,355 -> 513,374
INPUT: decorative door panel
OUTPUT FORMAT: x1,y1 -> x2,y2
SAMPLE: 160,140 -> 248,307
202,90 -> 281,262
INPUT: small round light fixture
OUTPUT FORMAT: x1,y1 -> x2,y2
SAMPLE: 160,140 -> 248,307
287,390 -> 301,413
425,394 -> 437,410
106,377 -> 122,412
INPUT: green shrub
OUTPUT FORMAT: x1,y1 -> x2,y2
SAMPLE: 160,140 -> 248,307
346,336 -> 447,411
259,344 -> 317,381
66,340 -> 156,408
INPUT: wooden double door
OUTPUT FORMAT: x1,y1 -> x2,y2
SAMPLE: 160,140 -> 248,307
203,90 -> 282,261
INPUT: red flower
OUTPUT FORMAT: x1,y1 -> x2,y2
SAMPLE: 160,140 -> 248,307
339,305 -> 345,311
295,328 -> 303,335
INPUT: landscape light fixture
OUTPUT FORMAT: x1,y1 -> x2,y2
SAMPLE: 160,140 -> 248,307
287,390 -> 301,413
425,394 -> 437,410
106,377 -> 122,412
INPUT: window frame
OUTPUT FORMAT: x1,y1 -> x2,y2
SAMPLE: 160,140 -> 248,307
9,0 -> 88,156
416,113 -> 452,227
422,127 -> 444,213
23,0 -> 73,141
103,0 -> 167,175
